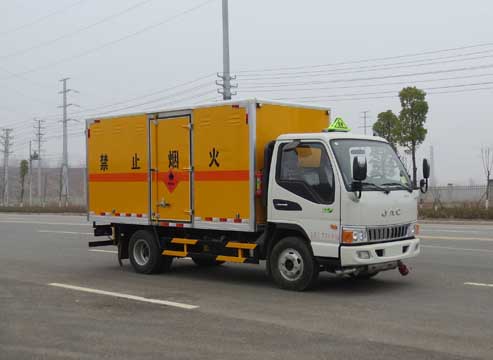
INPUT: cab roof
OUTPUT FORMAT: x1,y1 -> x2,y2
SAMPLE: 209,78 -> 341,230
276,132 -> 388,143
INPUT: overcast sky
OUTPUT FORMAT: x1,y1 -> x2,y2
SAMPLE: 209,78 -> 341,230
1,0 -> 492,185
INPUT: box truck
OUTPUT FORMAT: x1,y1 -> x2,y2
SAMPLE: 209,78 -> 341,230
87,99 -> 428,290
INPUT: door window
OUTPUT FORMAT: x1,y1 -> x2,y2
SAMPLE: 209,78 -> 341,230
276,142 -> 335,204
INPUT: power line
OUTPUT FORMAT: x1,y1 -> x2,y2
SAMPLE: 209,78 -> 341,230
271,80 -> 493,101
239,72 -> 493,92
0,0 -> 215,81
236,41 -> 493,74
69,73 -> 215,117
0,0 -> 155,60
237,63 -> 493,88
0,0 -> 87,37
273,85 -> 493,103
2,73 -> 217,133
84,87 -> 216,118
236,50 -> 493,81
238,57 -> 493,82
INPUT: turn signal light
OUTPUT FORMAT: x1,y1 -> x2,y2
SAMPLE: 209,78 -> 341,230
342,230 -> 353,244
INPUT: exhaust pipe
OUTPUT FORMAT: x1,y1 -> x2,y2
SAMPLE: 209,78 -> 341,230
397,260 -> 409,276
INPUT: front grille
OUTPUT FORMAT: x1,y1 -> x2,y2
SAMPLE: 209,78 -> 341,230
367,224 -> 410,242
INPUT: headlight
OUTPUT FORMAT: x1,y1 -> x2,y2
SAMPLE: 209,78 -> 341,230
406,223 -> 419,238
342,227 -> 367,244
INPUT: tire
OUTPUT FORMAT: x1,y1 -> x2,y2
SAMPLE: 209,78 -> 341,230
129,230 -> 172,274
269,236 -> 319,291
191,255 -> 224,267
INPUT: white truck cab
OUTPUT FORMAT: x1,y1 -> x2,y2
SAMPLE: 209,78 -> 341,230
265,130 -> 425,287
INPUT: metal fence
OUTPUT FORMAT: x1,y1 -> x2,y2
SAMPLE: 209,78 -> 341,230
419,185 -> 490,207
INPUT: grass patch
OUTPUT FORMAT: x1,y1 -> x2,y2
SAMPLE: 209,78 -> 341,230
0,205 -> 86,214
419,206 -> 493,220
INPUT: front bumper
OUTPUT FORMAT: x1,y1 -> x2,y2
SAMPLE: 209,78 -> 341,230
340,237 -> 420,267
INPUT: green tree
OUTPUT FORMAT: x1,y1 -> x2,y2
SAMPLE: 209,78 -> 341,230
397,87 -> 428,188
19,159 -> 29,206
373,110 -> 400,151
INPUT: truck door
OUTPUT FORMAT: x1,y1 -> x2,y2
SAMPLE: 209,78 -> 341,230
268,140 -> 341,259
153,115 -> 192,222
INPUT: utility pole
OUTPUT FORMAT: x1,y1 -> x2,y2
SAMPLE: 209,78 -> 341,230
29,140 -> 32,206
429,145 -> 436,187
0,128 -> 13,206
34,119 -> 45,206
360,110 -> 371,135
216,0 -> 236,100
481,146 -> 493,209
59,77 -> 78,207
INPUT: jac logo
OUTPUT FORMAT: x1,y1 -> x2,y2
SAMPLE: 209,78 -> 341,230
381,208 -> 401,217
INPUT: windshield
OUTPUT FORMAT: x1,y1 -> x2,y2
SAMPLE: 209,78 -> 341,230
330,139 -> 411,191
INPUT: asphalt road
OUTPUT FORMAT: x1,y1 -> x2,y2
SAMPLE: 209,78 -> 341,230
1,214 -> 492,359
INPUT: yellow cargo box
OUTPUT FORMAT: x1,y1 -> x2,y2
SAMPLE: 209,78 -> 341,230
86,99 -> 330,232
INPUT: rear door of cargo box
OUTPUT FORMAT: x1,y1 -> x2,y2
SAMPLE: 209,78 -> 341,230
152,115 -> 192,222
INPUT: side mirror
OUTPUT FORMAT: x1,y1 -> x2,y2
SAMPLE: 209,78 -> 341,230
352,156 -> 367,182
423,159 -> 430,179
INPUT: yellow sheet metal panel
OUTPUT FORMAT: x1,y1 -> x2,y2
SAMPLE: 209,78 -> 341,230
193,105 -> 250,220
87,114 -> 148,216
153,116 -> 191,222
255,104 -> 330,223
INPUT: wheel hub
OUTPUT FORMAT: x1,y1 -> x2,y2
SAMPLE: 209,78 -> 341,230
133,239 -> 150,266
278,248 -> 304,282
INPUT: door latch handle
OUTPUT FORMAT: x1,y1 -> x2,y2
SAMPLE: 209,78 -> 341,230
158,198 -> 170,208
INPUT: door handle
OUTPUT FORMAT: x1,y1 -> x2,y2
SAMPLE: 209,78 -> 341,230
158,198 -> 170,208
273,199 -> 302,211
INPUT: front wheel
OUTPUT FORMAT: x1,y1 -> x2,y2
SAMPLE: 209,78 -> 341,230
269,237 -> 319,291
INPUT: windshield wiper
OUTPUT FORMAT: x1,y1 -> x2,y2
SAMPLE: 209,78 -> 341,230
359,182 -> 390,194
381,182 -> 413,193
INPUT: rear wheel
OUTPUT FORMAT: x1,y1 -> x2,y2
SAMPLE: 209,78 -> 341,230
129,230 -> 172,274
269,237 -> 319,291
191,255 -> 224,267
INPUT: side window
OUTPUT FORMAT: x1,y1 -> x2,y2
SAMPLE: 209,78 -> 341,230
276,142 -> 335,204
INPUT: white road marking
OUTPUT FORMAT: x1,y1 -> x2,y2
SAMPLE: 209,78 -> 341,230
0,220 -> 88,226
89,249 -> 117,254
464,282 -> 493,288
48,283 -> 198,310
421,224 -> 493,230
421,235 -> 493,242
422,245 -> 493,253
38,230 -> 92,235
